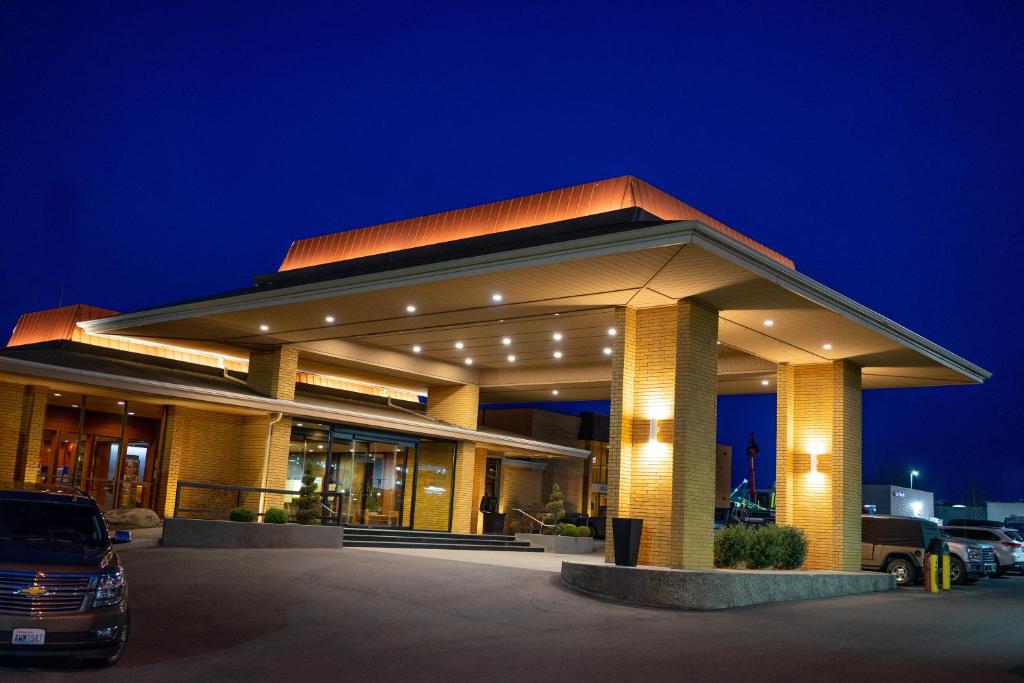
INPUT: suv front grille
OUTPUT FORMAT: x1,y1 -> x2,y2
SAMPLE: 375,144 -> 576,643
982,547 -> 996,564
0,572 -> 94,615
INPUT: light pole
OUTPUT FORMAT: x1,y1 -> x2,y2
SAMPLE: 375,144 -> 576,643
909,469 -> 919,489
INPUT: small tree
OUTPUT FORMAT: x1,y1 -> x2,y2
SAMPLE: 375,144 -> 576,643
545,483 -> 566,526
294,468 -> 321,525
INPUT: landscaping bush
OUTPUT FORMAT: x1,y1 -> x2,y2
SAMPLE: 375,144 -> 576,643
714,525 -> 752,568
295,467 -> 321,525
264,508 -> 288,524
767,525 -> 807,570
575,525 -> 593,538
556,523 -> 578,537
545,484 -> 566,525
228,507 -> 257,522
713,524 -> 807,570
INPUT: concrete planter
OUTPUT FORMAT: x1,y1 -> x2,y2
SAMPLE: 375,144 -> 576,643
163,518 -> 344,549
561,562 -> 895,610
517,533 -> 594,554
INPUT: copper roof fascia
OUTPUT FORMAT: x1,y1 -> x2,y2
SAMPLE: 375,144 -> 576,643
278,176 -> 794,272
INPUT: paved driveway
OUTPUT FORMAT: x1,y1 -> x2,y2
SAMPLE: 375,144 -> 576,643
3,546 -> 1024,682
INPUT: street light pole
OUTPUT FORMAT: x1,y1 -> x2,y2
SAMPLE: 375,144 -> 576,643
910,469 -> 919,489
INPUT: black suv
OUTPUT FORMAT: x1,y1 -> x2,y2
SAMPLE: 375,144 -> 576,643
0,483 -> 131,666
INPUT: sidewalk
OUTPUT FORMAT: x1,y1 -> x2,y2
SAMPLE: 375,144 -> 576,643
351,546 -> 607,572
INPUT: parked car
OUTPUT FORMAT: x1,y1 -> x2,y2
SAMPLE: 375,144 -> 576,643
861,514 -> 987,587
0,482 -> 131,666
942,525 -> 1024,577
944,518 -> 1005,528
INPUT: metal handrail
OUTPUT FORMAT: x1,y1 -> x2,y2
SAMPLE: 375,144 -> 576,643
512,508 -> 554,532
173,480 -> 346,524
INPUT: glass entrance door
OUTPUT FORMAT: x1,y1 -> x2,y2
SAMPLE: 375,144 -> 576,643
325,433 -> 413,527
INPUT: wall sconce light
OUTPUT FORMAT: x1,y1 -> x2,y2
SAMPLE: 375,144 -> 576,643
648,419 -> 657,444
810,451 -> 820,473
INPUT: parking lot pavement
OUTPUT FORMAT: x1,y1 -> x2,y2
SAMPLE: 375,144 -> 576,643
3,547 -> 1024,682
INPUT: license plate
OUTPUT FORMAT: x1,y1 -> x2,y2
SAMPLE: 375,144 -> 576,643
12,628 -> 45,645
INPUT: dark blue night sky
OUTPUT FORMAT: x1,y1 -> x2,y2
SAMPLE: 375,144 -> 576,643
2,2 -> 1021,501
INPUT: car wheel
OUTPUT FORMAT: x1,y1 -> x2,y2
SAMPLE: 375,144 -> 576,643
993,559 -> 1007,578
86,612 -> 129,667
949,557 -> 966,585
886,558 -> 915,586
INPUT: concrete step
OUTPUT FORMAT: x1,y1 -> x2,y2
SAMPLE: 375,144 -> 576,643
343,527 -> 516,542
345,540 -> 545,552
343,533 -> 531,547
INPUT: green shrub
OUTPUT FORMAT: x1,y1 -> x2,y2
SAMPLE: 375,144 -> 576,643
546,484 -> 566,525
229,507 -> 257,523
714,524 -> 807,569
556,523 -> 578,537
746,527 -> 784,569
714,525 -> 752,568
264,508 -> 288,524
295,467 -> 321,525
575,525 -> 593,537
768,525 -> 807,569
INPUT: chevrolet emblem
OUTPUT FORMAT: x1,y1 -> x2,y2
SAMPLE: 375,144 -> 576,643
17,585 -> 48,597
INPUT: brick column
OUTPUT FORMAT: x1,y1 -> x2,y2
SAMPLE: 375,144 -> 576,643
0,382 -> 48,483
605,306 -> 637,562
239,414 -> 293,513
776,361 -> 862,570
247,346 -> 299,400
671,299 -> 719,568
605,301 -> 718,568
427,383 -> 480,533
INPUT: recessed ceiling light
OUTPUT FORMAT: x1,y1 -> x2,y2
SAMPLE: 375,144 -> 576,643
608,328 -> 617,336
406,305 -> 416,313
554,312 -> 560,317
325,315 -> 335,324
761,380 -> 770,386
553,351 -> 563,359
552,389 -> 559,395
716,341 -> 722,345
603,347 -> 612,355
507,354 -> 516,362
491,293 -> 503,302
763,319 -> 774,327
53,393 -> 61,397
297,423 -> 304,427
412,345 -> 422,353
552,332 -> 563,341
822,343 -> 833,350
128,411 -> 135,416
454,341 -> 464,349
501,337 -> 512,345
259,324 -> 269,332
464,358 -> 473,365
71,404 -> 78,408
117,401 -> 125,406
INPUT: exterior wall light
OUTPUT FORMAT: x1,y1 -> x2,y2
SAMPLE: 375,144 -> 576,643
649,419 -> 657,444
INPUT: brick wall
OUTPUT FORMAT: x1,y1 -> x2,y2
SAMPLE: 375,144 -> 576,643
0,382 -> 48,483
499,461 -> 545,531
605,301 -> 718,568
776,361 -> 862,570
426,383 -> 480,429
247,346 -> 299,400
543,457 -> 585,515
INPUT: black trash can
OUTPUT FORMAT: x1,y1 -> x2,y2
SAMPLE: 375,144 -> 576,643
612,517 -> 643,567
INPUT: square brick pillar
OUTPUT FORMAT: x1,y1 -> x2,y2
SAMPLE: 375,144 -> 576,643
247,346 -> 299,400
0,382 -> 48,483
605,300 -> 719,568
776,361 -> 862,571
427,383 -> 480,533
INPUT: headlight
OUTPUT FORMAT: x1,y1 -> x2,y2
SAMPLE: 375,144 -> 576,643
967,547 -> 980,560
93,568 -> 125,607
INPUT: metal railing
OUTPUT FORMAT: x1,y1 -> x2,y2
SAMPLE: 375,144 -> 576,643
173,481 -> 346,524
511,508 -> 554,534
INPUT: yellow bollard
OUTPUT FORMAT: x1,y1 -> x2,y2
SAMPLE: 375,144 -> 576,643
925,553 -> 939,593
941,550 -> 951,591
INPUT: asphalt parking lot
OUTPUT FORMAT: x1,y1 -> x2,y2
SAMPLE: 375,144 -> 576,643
3,546 -> 1024,682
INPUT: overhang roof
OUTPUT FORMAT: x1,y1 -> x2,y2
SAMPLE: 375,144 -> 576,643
0,346 -> 588,459
76,178 -> 990,398
278,175 -> 794,271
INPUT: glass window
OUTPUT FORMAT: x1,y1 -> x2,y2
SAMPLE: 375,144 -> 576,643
412,440 -> 455,531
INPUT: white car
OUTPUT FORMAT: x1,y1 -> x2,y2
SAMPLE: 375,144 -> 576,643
942,526 -> 1024,577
